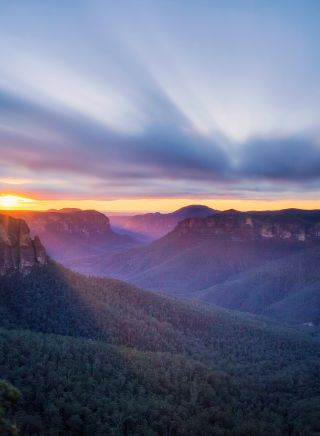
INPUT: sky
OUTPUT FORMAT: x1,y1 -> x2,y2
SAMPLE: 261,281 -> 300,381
1,0 -> 320,213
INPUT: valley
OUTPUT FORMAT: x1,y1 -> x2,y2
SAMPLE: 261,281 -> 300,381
0,209 -> 320,434
62,208 -> 320,331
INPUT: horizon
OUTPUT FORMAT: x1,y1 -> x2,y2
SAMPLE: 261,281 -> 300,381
1,1 -> 320,210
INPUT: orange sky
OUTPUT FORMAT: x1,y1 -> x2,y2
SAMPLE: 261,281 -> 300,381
1,194 -> 320,214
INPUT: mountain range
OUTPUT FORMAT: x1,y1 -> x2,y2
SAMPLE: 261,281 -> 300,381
5,206 -> 320,331
0,214 -> 319,434
1,208 -> 320,434
110,204 -> 216,240
7,206 -> 217,262
71,208 -> 320,331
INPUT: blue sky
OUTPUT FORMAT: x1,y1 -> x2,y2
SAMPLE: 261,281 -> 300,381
0,0 -> 320,209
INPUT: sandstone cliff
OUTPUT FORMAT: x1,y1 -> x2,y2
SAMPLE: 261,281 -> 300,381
0,214 -> 47,274
175,209 -> 320,242
8,209 -> 138,262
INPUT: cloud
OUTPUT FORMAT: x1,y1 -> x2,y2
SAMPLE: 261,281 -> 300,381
2,85 -> 320,200
0,88 -> 231,192
0,0 -> 320,201
238,136 -> 320,181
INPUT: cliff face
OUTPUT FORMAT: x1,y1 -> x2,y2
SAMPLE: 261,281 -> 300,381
8,209 -> 138,262
175,209 -> 320,242
12,209 -> 113,238
0,214 -> 47,275
51,208 -> 320,296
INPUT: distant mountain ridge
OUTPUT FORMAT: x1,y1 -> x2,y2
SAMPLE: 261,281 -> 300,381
8,209 -> 139,262
47,207 -> 82,213
176,208 -> 320,242
110,204 -> 216,240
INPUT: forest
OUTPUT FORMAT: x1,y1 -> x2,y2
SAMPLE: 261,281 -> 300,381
0,262 -> 319,435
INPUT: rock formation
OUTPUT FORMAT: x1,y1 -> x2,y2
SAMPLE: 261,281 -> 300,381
8,209 -> 138,262
0,213 -> 47,275
175,209 -> 320,242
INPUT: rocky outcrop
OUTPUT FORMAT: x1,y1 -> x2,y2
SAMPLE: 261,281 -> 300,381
175,209 -> 320,242
0,214 -> 47,275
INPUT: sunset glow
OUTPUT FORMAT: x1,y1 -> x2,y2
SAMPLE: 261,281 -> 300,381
1,1 -> 320,212
1,196 -> 320,214
0,195 -> 34,210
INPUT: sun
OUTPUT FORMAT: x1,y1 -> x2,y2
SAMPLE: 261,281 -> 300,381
0,195 -> 33,209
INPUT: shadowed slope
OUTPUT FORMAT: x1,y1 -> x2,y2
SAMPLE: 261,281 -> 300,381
0,262 -> 320,434
199,246 -> 320,327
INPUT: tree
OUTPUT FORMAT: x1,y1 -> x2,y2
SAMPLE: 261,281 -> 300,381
0,379 -> 21,435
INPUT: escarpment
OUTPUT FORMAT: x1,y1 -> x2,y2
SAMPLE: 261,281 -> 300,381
0,214 -> 47,275
175,209 -> 320,242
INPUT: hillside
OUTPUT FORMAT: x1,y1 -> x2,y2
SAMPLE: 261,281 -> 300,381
199,247 -> 320,328
0,263 -> 320,434
66,208 -> 320,329
0,262 -> 303,355
110,205 -> 216,240
78,209 -> 320,292
0,210 -> 320,434
0,328 -> 241,435
1,326 -> 318,436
